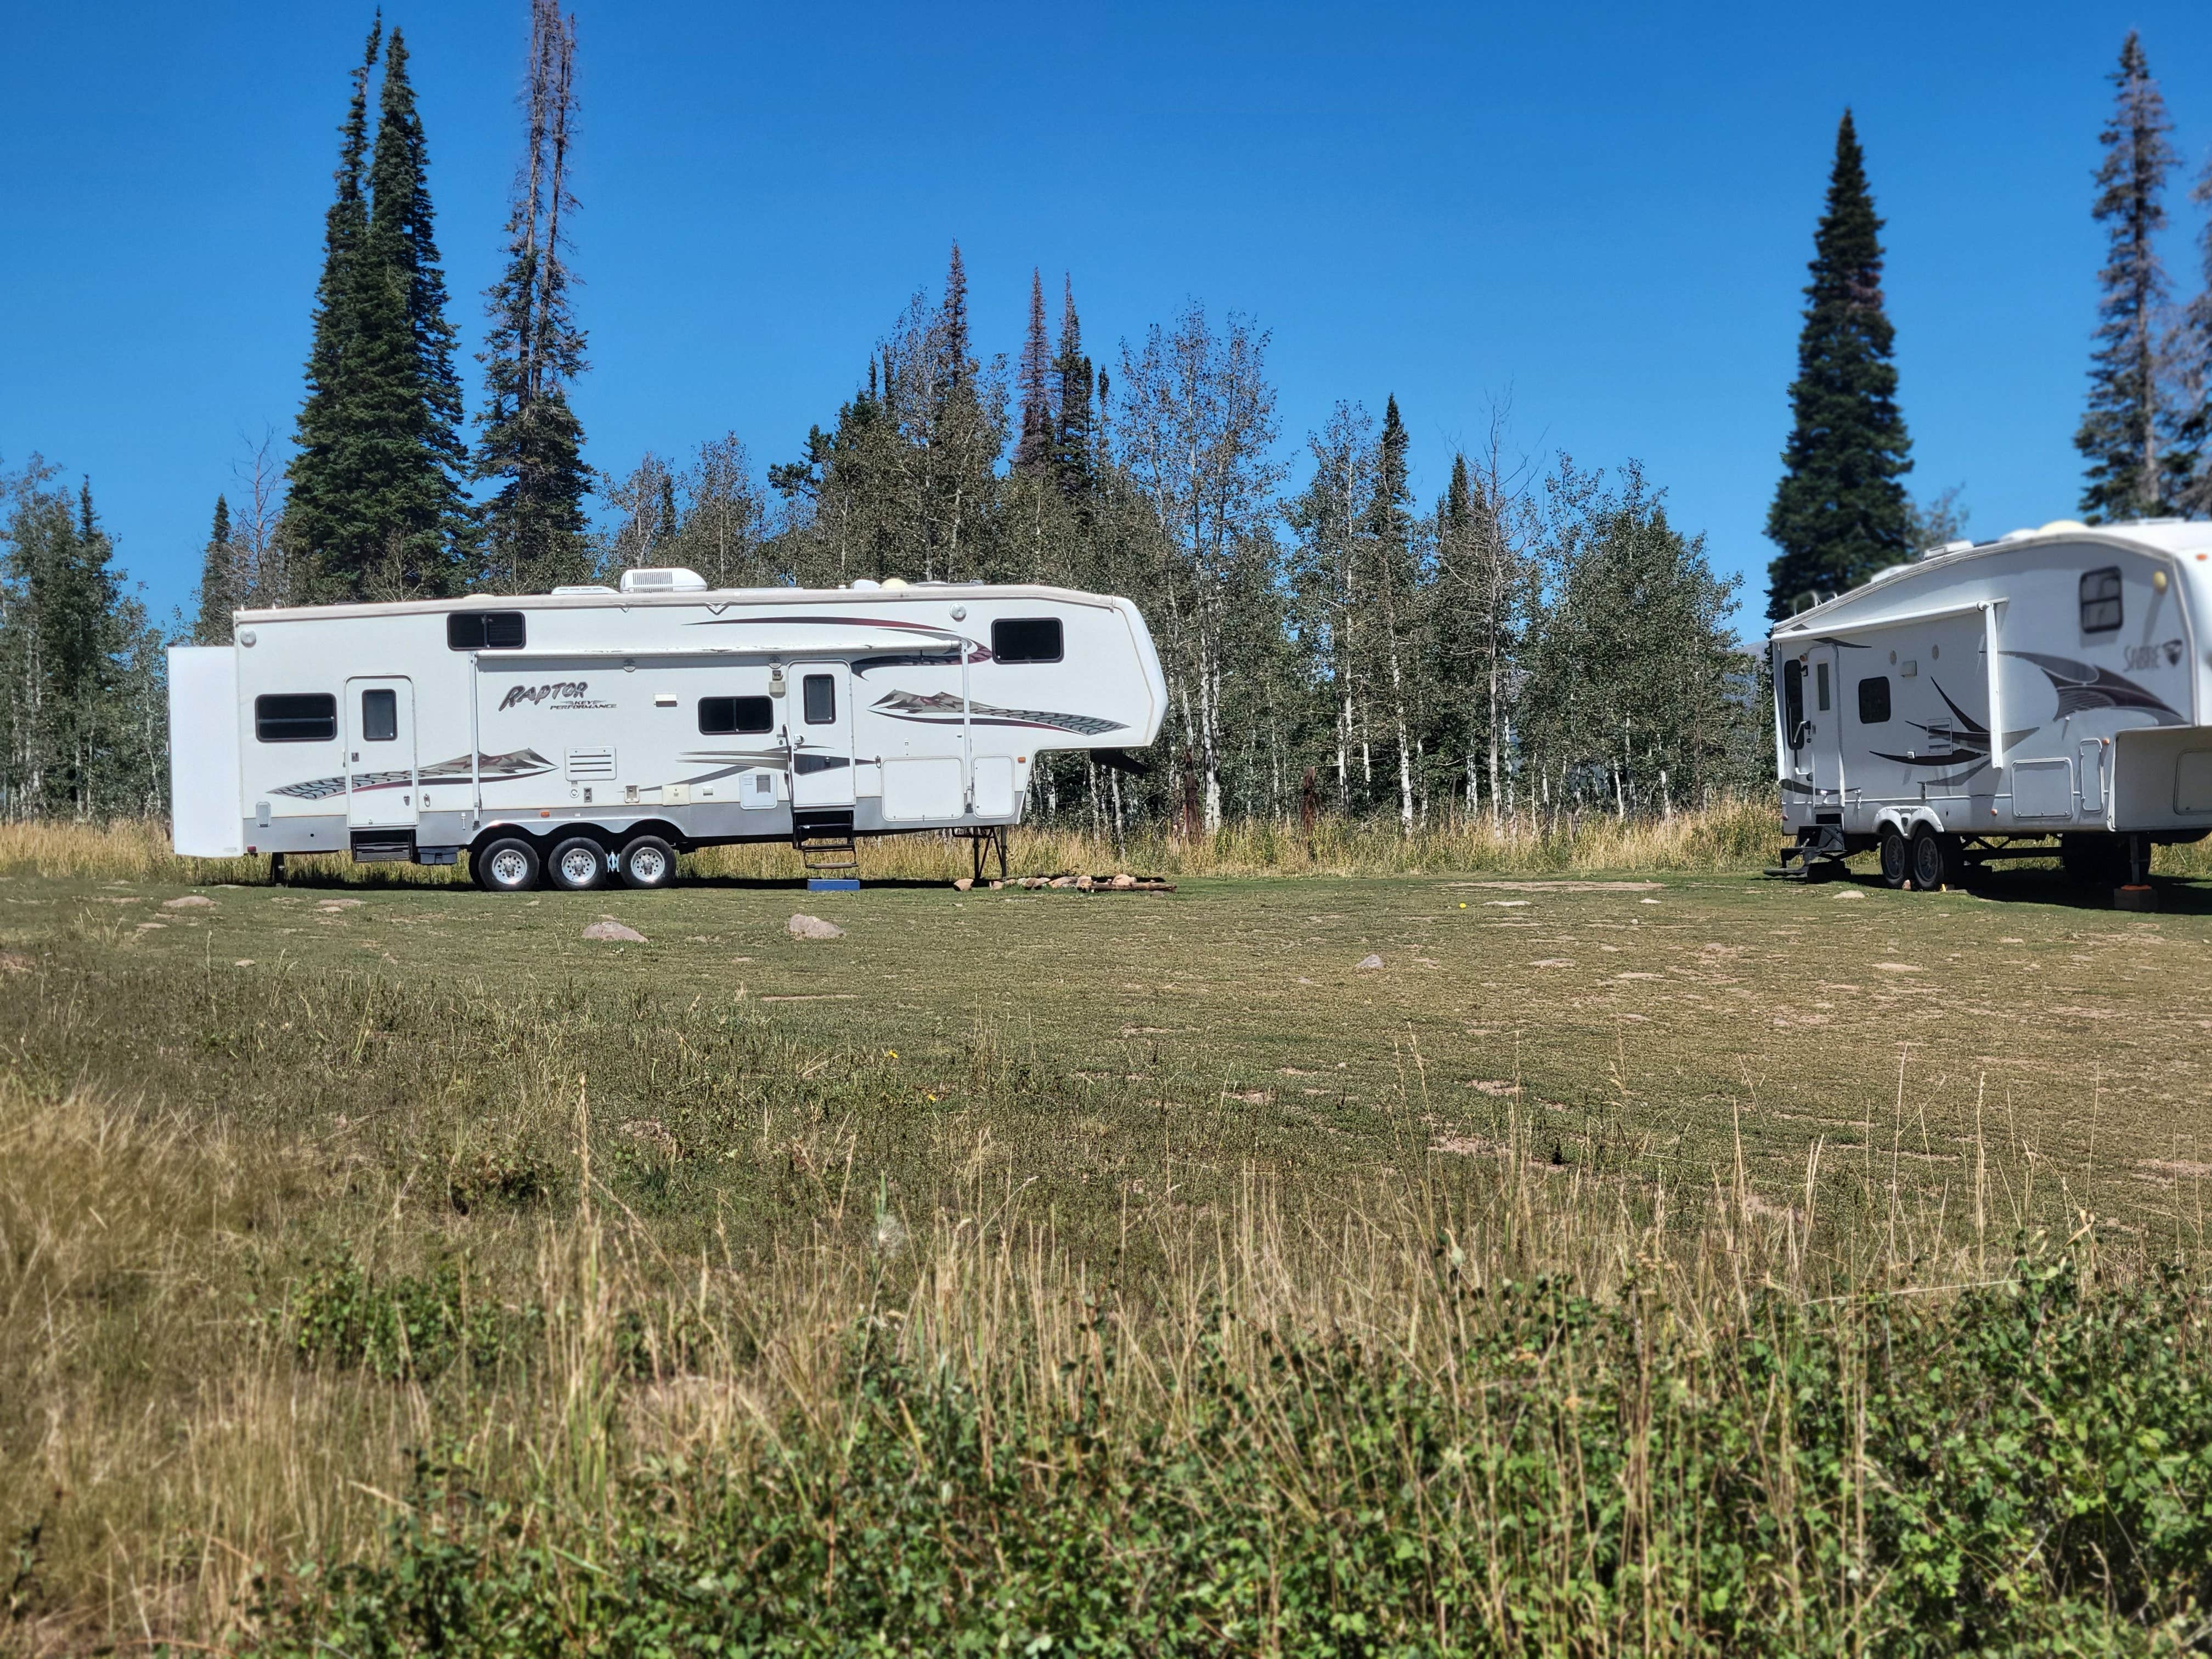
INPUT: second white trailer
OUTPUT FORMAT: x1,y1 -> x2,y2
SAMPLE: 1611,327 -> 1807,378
1769,518 -> 2212,892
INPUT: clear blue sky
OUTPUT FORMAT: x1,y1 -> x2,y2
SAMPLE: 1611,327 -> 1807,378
5,1 -> 2212,635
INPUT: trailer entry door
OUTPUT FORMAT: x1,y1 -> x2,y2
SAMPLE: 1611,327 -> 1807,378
345,677 -> 418,830
1801,645 -> 1846,806
787,662 -> 855,809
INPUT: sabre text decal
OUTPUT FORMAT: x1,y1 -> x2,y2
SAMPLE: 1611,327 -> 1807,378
499,680 -> 590,710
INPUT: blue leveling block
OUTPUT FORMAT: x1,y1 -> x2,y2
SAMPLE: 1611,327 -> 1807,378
808,877 -> 860,892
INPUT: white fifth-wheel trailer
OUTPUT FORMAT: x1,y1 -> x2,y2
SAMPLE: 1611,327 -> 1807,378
1770,518 -> 2212,895
167,569 -> 1166,891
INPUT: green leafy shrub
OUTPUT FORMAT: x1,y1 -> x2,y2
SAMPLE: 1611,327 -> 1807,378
249,1254 -> 2212,1655
290,1254 -> 524,1383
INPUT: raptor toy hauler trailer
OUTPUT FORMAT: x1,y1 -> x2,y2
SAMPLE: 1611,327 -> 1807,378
1769,518 -> 2212,898
166,569 -> 1166,891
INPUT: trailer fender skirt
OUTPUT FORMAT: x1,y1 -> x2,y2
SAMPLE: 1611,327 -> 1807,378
1874,806 -> 1944,840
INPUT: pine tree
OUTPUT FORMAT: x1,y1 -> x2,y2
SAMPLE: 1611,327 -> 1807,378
1013,269 -> 1053,473
194,495 -> 233,644
287,23 -> 469,599
348,26 -> 469,594
2172,154 -> 2212,515
2077,31 -> 2177,523
1051,275 -> 1094,500
1764,111 -> 1912,620
923,243 -> 1003,581
655,470 -> 679,551
475,0 -> 591,592
1364,396 -> 1421,830
286,19 -> 382,592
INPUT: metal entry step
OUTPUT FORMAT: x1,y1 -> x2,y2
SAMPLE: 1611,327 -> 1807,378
792,809 -> 859,881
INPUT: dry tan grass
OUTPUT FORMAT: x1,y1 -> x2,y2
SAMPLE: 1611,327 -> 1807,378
0,799 -> 1784,889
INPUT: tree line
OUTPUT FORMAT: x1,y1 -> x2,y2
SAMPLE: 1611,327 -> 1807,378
4,18 -> 2192,826
610,254 -> 1768,837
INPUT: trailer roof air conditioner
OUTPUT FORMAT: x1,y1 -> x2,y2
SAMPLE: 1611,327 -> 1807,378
619,567 -> 708,594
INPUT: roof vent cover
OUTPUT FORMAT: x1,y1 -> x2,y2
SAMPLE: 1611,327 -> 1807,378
618,567 -> 708,594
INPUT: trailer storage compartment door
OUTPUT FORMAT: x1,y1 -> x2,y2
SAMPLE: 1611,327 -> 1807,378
168,646 -> 243,856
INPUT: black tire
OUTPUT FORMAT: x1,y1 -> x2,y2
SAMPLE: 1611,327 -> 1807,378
474,836 -> 541,893
1878,828 -> 1909,889
548,836 -> 608,891
618,834 -> 678,890
1909,824 -> 1959,891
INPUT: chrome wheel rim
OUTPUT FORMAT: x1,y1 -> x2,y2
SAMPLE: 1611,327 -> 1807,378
489,849 -> 530,887
629,847 -> 669,884
558,847 -> 600,885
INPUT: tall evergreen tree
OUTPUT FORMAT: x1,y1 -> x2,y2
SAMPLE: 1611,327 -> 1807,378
1014,268 -> 1053,473
1764,111 -> 1912,620
1051,276 -> 1095,500
475,0 -> 591,592
2172,153 -> 2212,516
2076,31 -> 2177,523
1362,395 -> 1421,829
286,20 -> 382,593
194,495 -> 233,644
287,22 -> 469,599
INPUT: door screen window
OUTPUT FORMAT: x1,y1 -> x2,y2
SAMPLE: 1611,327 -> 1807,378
361,688 -> 398,742
1815,662 -> 1831,712
802,674 -> 837,725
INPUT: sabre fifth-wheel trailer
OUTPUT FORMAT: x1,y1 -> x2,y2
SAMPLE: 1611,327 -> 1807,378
1770,518 -> 2212,901
167,569 -> 1166,891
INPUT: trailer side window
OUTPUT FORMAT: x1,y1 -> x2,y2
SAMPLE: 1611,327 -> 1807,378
1782,659 -> 1804,745
698,695 -> 773,735
447,611 -> 527,650
361,688 -> 398,742
255,693 -> 337,743
802,674 -> 837,725
1857,676 -> 1891,724
2080,567 -> 2123,633
991,617 -> 1063,663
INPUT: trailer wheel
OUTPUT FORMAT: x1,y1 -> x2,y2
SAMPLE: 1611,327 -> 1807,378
548,836 -> 608,891
475,836 -> 540,893
1878,828 -> 1909,889
1909,825 -> 1959,891
618,834 -> 678,890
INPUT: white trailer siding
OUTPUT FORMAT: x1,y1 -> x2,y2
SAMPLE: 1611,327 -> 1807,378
178,582 -> 1164,866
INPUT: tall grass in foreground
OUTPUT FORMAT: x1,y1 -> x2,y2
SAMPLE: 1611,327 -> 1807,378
0,799 -> 1783,888
5,1043 -> 2209,1652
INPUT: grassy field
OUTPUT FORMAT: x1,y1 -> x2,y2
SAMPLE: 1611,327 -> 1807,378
3,827 -> 2211,1651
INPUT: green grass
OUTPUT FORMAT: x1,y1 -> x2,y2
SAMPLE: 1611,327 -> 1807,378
3,855 -> 2211,1651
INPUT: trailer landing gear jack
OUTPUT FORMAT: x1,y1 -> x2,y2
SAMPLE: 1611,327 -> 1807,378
1767,825 -> 1844,882
2115,833 -> 2157,911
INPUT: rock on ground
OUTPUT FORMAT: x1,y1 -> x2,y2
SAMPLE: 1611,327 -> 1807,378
788,913 -> 845,940
583,919 -> 646,943
162,895 -> 215,910
1355,953 -> 1385,971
